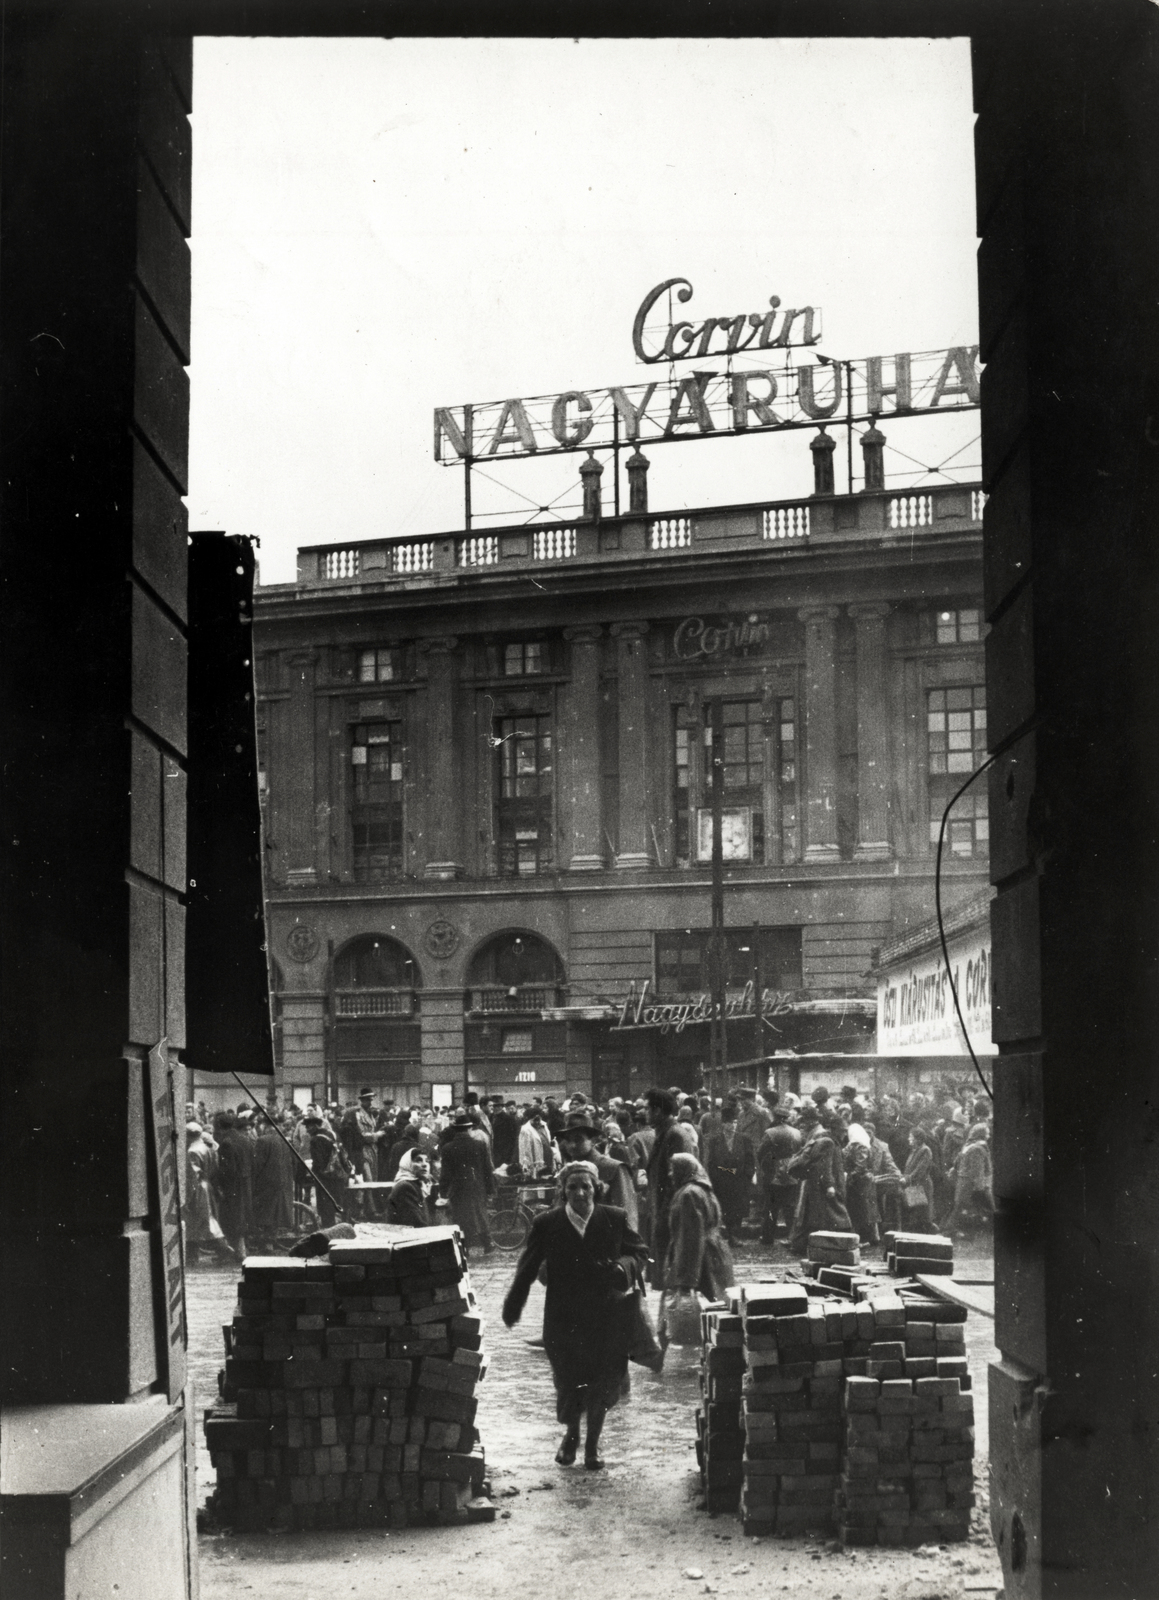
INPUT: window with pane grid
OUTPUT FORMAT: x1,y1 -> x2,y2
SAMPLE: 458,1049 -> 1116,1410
927,686 -> 988,858
503,641 -> 544,676
777,697 -> 799,862
935,608 -> 982,644
351,721 -> 404,880
359,647 -> 401,683
702,700 -> 765,862
496,714 -> 553,875
673,714 -> 691,862
655,927 -> 803,994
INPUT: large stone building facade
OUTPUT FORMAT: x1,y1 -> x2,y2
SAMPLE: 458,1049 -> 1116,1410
243,455 -> 987,1109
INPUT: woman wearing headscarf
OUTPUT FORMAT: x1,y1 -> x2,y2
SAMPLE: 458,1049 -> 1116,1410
942,1121 -> 994,1236
664,1153 -> 735,1302
785,1101 -> 853,1255
901,1125 -> 937,1233
501,1160 -> 648,1471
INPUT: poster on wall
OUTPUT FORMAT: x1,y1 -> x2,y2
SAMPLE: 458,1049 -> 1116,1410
696,807 -> 752,862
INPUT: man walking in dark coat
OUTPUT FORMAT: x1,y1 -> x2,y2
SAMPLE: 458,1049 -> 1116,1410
556,1108 -> 639,1229
701,1100 -> 757,1239
251,1118 -> 297,1246
643,1087 -> 697,1288
440,1111 -> 496,1253
211,1111 -> 254,1258
490,1098 -> 521,1168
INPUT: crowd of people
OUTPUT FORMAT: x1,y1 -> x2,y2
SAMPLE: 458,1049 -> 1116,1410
183,1077 -> 994,1269
182,1077 -> 993,1472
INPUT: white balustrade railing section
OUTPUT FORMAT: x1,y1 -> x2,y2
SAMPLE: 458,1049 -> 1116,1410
763,504 -> 810,542
532,526 -> 577,562
650,516 -> 691,550
971,490 -> 987,523
456,535 -> 499,567
321,547 -> 360,580
390,540 -> 434,574
888,494 -> 933,529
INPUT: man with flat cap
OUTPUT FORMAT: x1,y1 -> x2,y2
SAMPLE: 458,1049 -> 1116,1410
556,1108 -> 638,1229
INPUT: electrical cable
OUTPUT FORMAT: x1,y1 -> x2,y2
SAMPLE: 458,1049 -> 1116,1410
230,1071 -> 350,1220
933,755 -> 1000,1102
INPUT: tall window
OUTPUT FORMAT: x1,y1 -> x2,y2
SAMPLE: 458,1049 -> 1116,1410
351,720 -> 404,880
704,699 -> 765,863
927,686 -> 988,857
673,714 -> 691,862
776,697 -> 799,862
496,714 -> 553,875
359,647 -> 401,682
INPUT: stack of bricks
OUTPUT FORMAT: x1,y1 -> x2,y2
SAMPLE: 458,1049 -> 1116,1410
203,1226 -> 489,1531
834,1289 -> 974,1546
804,1230 -> 876,1298
694,1278 -> 975,1544
884,1230 -> 954,1277
696,1301 -> 746,1512
738,1282 -> 852,1537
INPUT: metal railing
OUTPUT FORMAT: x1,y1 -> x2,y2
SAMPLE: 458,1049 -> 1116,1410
764,503 -> 810,541
334,989 -> 417,1018
469,986 -> 560,1013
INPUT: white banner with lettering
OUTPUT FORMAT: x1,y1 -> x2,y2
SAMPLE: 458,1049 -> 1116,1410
876,930 -> 995,1056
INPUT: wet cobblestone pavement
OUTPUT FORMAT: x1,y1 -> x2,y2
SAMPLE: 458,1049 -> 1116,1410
189,1235 -> 1002,1600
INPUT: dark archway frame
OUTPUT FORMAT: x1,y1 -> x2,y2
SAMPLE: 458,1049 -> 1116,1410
2,5 -> 1158,1598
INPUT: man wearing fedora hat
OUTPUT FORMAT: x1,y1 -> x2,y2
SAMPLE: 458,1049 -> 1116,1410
440,1110 -> 496,1254
556,1109 -> 638,1229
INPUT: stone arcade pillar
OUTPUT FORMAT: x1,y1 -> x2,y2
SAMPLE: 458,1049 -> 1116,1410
610,622 -> 652,869
798,606 -> 841,862
974,10 -> 1159,1599
563,625 -> 605,870
418,636 -> 462,880
849,602 -> 892,860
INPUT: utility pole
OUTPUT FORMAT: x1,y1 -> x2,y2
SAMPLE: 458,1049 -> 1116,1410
709,698 -> 727,1104
751,919 -> 762,1094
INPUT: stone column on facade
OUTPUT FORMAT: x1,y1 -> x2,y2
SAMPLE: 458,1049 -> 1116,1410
563,625 -> 604,869
798,606 -> 841,862
420,988 -> 467,1100
418,637 -> 462,880
284,651 -> 320,884
610,622 -> 652,869
849,602 -> 893,860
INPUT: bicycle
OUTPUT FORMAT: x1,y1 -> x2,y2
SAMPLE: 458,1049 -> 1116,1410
490,1175 -> 557,1251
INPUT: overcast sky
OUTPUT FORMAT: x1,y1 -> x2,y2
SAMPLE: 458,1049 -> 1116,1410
187,37 -> 978,585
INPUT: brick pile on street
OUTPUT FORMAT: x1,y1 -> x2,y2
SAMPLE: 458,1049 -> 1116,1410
693,1235 -> 975,1545
203,1225 -> 492,1531
884,1229 -> 955,1276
